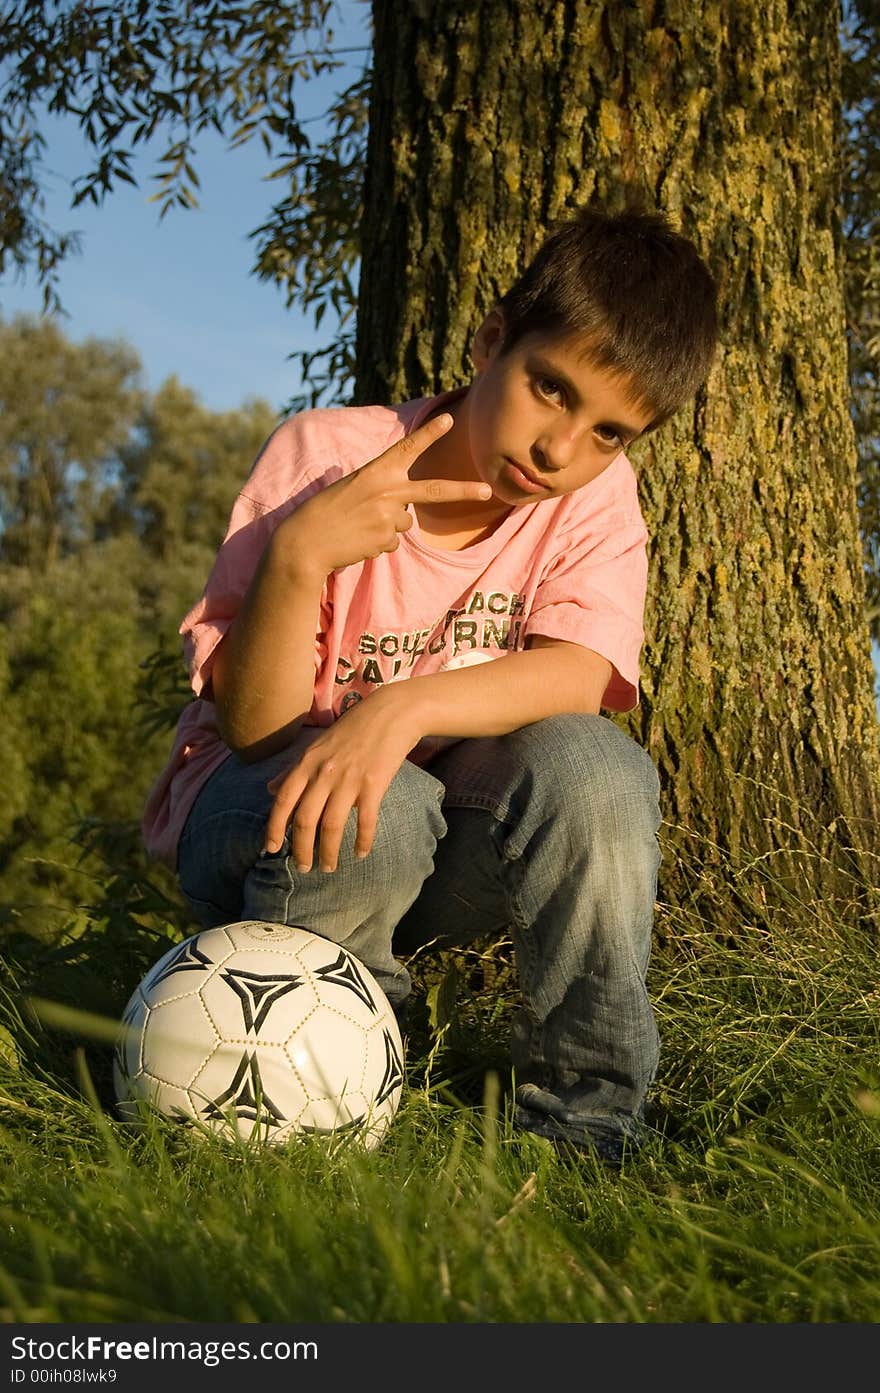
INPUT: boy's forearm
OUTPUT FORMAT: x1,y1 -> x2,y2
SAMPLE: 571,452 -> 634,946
211,534 -> 326,762
387,641 -> 612,742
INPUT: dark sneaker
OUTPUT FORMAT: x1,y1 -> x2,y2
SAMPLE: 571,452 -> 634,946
513,1100 -> 647,1167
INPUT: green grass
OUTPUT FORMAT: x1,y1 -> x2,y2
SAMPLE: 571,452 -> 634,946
0,816 -> 878,1323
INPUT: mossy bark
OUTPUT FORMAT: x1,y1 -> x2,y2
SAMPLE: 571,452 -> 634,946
355,0 -> 880,933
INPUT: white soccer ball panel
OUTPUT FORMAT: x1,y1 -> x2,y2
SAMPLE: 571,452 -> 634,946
140,995 -> 220,1088
284,1008 -> 368,1099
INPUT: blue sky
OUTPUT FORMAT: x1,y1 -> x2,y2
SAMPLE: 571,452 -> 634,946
2,2 -> 878,705
0,1 -> 371,414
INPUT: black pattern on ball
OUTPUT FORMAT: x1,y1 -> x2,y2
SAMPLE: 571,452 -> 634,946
150,937 -> 214,988
298,1115 -> 366,1137
374,1027 -> 405,1107
313,950 -> 379,1013
200,1051 -> 286,1128
220,965 -> 306,1033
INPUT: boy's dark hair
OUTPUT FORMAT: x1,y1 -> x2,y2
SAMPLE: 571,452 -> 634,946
495,206 -> 718,431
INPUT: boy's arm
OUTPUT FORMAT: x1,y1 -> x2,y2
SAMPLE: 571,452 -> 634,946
211,531 -> 326,763
399,634 -> 613,737
264,637 -> 615,869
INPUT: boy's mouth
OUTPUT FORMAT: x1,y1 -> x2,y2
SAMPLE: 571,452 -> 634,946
504,458 -> 550,494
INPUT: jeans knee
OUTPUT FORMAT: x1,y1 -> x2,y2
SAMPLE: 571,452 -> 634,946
511,712 -> 661,836
365,757 -> 447,870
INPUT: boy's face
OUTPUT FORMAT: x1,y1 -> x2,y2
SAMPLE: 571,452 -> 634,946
463,311 -> 654,505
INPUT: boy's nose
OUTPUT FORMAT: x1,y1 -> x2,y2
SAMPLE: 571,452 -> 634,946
533,429 -> 578,471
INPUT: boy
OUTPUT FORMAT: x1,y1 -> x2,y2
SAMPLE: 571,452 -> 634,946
143,206 -> 718,1164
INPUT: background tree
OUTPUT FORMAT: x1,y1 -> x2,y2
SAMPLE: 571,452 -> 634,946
0,541 -> 157,938
112,376 -> 278,627
0,320 -> 277,934
355,0 -> 880,929
0,315 -> 142,566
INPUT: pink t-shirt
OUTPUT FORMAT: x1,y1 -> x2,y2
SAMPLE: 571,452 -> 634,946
142,386 -> 650,868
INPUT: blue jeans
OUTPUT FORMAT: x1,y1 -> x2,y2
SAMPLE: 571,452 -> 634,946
176,713 -> 663,1151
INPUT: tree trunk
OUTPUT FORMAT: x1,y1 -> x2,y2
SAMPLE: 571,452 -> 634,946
356,0 -> 880,935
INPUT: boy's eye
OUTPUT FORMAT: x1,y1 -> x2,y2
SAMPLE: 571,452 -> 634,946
535,375 -> 563,402
595,425 -> 623,448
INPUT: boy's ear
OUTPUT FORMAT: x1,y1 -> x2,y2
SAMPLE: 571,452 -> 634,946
471,308 -> 506,370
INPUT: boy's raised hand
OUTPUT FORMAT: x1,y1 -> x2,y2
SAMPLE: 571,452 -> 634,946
279,412 -> 493,575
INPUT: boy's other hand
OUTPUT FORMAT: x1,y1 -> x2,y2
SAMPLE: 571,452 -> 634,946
261,686 -> 424,872
275,413 -> 493,578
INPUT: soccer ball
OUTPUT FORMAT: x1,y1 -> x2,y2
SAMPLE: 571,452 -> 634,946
113,921 -> 405,1149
